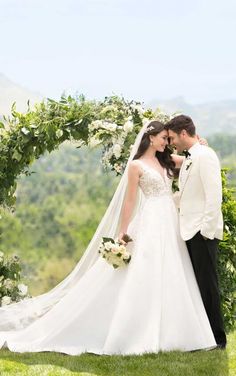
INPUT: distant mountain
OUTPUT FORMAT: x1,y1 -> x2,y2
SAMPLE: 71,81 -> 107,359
148,97 -> 236,135
0,73 -> 42,116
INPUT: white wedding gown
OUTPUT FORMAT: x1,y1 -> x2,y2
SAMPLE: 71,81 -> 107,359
0,159 -> 216,355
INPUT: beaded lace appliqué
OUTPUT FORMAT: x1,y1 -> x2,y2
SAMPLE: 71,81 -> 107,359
138,162 -> 172,198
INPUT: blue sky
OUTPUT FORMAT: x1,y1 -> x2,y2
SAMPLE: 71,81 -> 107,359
0,0 -> 236,104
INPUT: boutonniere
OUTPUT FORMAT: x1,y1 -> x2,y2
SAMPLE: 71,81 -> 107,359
185,158 -> 192,171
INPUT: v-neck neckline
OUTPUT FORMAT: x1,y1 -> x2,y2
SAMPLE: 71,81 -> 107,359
138,159 -> 166,181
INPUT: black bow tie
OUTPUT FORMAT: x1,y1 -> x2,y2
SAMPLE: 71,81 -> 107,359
183,150 -> 191,158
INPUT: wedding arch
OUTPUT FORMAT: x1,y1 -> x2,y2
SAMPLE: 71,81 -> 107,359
0,94 -> 235,331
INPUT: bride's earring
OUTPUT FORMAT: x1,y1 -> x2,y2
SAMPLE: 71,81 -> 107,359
150,140 -> 153,146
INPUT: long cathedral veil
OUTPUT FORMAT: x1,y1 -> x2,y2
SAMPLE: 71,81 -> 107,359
0,122 -> 148,331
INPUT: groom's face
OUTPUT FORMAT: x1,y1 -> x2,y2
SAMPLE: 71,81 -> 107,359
168,130 -> 186,153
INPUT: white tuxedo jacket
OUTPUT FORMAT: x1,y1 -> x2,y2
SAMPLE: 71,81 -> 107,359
178,142 -> 223,241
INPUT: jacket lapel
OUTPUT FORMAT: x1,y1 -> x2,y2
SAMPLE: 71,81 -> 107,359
179,158 -> 193,199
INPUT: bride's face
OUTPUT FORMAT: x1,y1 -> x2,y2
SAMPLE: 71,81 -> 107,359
150,130 -> 169,152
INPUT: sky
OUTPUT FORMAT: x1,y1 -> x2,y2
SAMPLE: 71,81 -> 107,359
0,0 -> 236,104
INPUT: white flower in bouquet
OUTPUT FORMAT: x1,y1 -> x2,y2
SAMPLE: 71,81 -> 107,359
107,253 -> 118,264
122,252 -> 131,260
18,283 -> 28,296
1,296 -> 12,306
118,244 -> 126,253
113,144 -> 122,159
104,241 -> 114,251
111,244 -> 120,254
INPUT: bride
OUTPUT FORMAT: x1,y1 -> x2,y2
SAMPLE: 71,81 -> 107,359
0,120 -> 216,355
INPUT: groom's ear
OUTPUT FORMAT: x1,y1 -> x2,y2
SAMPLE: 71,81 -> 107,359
181,129 -> 187,137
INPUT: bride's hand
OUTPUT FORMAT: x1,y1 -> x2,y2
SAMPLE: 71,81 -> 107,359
118,233 -> 127,245
197,135 -> 208,146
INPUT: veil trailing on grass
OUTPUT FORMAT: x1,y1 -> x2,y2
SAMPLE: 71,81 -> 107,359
0,122 -> 148,331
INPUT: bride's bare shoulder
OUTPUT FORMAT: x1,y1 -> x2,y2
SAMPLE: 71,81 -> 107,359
128,160 -> 142,176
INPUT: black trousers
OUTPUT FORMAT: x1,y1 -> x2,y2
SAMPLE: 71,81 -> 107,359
186,231 -> 226,346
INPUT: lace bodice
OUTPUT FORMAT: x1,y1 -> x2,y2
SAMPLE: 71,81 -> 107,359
137,160 -> 173,199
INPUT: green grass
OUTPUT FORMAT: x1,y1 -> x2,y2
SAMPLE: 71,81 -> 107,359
0,331 -> 235,376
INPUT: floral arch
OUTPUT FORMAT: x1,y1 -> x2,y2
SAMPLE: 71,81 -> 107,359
0,95 -> 235,331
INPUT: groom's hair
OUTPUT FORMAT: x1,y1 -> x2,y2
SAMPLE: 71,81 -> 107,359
165,115 -> 196,136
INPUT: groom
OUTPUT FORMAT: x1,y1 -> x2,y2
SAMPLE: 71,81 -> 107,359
166,115 -> 227,349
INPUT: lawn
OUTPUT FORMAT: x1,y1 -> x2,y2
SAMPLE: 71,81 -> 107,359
0,331 -> 235,376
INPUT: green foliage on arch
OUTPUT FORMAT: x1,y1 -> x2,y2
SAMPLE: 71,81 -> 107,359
0,95 -> 157,207
0,95 -> 235,331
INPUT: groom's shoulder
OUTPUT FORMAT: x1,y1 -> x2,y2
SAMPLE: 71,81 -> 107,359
196,145 -> 219,160
195,146 -> 221,169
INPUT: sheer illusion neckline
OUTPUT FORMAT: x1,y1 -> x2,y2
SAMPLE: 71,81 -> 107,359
137,159 -> 166,181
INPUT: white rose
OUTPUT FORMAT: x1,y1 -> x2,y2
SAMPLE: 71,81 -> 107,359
114,163 -> 122,174
103,122 -> 117,132
3,278 -> 14,289
132,104 -> 145,114
109,255 -> 120,265
56,129 -> 63,138
89,120 -> 103,131
111,245 -> 120,254
124,120 -> 134,133
123,252 -> 131,260
118,245 -> 126,253
89,136 -> 102,148
1,296 -> 12,306
104,241 -> 114,251
101,249 -> 108,257
113,144 -> 122,159
18,283 -> 28,296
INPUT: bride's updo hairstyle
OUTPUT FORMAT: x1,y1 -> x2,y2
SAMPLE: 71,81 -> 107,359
133,121 -> 175,178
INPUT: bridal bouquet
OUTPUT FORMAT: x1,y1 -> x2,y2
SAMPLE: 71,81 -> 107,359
98,234 -> 132,269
